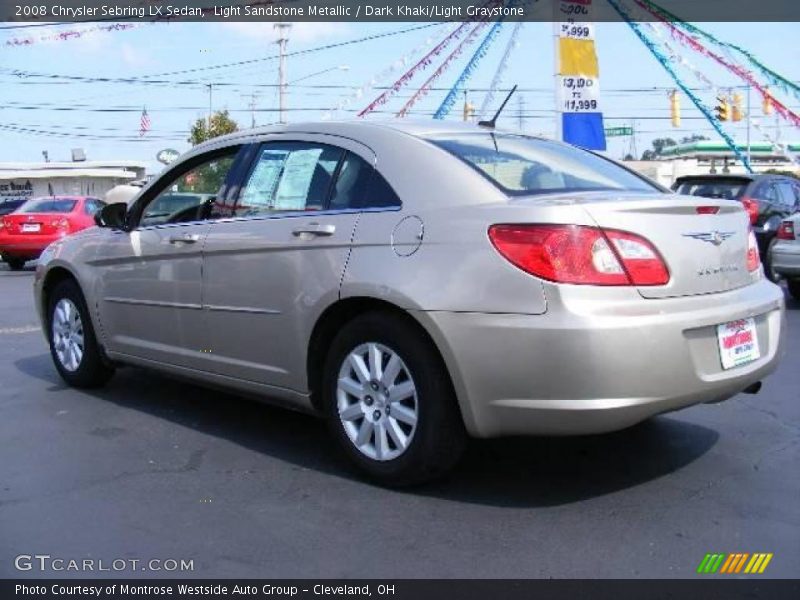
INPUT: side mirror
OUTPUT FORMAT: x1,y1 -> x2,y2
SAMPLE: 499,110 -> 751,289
95,202 -> 128,229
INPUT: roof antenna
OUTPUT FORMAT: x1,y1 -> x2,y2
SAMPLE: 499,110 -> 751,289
478,85 -> 518,129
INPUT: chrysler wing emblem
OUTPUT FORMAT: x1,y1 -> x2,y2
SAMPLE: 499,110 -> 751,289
683,231 -> 736,246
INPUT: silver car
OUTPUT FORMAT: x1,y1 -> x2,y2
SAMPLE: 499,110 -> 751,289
33,121 -> 786,485
771,214 -> 800,300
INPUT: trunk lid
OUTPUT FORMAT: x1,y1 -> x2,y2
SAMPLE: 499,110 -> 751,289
579,193 -> 752,299
2,212 -> 71,236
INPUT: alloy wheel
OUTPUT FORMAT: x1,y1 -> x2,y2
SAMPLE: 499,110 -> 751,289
52,298 -> 84,372
336,342 -> 418,461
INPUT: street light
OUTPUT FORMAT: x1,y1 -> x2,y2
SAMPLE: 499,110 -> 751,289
289,65 -> 349,85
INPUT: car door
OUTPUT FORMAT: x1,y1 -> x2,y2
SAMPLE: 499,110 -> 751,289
200,137 -> 374,393
92,145 -> 245,369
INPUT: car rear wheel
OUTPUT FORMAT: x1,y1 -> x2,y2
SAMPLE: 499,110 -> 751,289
48,279 -> 114,388
764,239 -> 781,283
5,258 -> 26,271
322,312 -> 466,486
788,279 -> 800,301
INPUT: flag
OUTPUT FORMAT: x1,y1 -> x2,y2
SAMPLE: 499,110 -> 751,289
139,107 -> 151,137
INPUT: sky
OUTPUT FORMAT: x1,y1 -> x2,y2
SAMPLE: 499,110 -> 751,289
0,17 -> 798,174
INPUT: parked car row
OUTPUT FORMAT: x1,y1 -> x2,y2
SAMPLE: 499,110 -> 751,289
672,173 -> 800,280
0,196 -> 105,270
771,214 -> 800,299
32,121 -> 785,485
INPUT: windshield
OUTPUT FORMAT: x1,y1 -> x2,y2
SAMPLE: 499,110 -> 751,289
19,198 -> 77,213
673,179 -> 749,200
428,133 -> 659,196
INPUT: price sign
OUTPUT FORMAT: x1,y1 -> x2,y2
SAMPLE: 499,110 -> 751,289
558,23 -> 595,40
557,76 -> 600,111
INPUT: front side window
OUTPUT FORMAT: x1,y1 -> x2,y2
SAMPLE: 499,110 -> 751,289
428,133 -> 658,196
238,143 -> 343,215
139,149 -> 239,227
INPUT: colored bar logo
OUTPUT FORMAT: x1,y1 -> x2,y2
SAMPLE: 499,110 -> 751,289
697,553 -> 773,574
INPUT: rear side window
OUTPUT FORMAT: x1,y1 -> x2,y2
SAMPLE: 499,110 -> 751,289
775,181 -> 798,209
329,152 -> 401,210
83,198 -> 105,215
755,182 -> 779,203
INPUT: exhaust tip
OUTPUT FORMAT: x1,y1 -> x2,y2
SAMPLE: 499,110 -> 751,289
743,381 -> 762,395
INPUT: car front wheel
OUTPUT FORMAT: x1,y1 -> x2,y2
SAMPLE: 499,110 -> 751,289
48,279 -> 114,388
322,312 -> 466,486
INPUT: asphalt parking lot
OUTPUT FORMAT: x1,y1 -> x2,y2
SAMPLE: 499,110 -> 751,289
0,264 -> 797,579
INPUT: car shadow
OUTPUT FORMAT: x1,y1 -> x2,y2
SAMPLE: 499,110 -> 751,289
783,285 -> 799,310
0,264 -> 36,274
15,353 -> 719,508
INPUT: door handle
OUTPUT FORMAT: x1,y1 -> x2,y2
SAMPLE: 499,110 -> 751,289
168,233 -> 200,244
292,223 -> 336,237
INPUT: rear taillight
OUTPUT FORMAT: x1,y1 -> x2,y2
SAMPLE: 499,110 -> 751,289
488,224 -> 670,286
777,221 -> 795,240
741,197 -> 759,225
747,230 -> 761,273
51,218 -> 70,230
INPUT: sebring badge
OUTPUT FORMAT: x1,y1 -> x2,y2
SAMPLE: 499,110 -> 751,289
683,231 -> 736,246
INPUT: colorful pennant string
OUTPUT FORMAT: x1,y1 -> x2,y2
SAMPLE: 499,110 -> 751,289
4,23 -> 138,47
396,22 -> 489,118
606,0 -> 753,172
479,22 -> 523,119
434,22 -> 505,119
358,22 -> 473,117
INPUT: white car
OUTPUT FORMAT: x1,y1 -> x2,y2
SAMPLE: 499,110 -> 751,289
771,214 -> 800,299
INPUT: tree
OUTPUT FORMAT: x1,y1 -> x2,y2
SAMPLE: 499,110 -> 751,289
681,134 -> 709,144
764,169 -> 800,179
188,110 -> 239,146
640,137 -> 677,161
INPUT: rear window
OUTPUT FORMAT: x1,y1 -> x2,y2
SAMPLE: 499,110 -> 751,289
673,179 -> 750,200
19,198 -> 77,213
427,133 -> 658,196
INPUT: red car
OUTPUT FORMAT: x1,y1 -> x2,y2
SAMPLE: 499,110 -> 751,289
0,196 -> 105,270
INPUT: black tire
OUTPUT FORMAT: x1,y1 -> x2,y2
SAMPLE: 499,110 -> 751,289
6,258 -> 26,271
47,278 -> 114,388
764,238 -> 781,283
788,279 -> 800,301
321,311 -> 466,486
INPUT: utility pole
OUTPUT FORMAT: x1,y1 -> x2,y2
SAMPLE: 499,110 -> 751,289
629,119 -> 638,159
746,84 -> 752,166
517,95 -> 525,132
274,22 -> 291,124
206,84 -> 213,130
243,93 -> 260,129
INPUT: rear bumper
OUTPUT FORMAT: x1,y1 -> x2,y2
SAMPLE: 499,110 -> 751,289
0,234 -> 62,260
418,279 -> 785,438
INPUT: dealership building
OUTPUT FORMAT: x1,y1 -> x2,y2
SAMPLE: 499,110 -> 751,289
0,159 -> 147,203
626,141 -> 799,187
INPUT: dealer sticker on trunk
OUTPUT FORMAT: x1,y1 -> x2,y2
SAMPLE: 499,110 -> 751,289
717,318 -> 760,370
